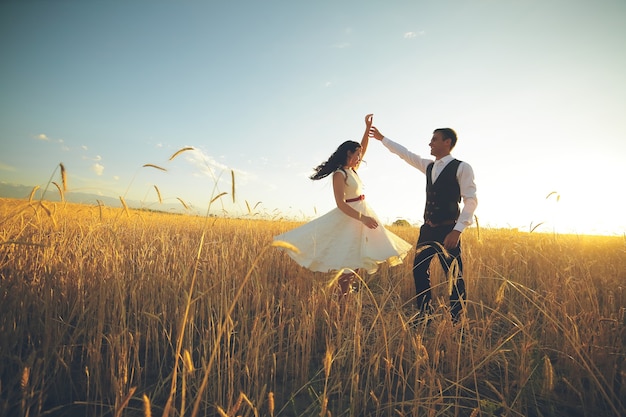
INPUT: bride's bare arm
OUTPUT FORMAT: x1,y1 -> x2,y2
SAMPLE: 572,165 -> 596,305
332,171 -> 378,229
356,114 -> 373,169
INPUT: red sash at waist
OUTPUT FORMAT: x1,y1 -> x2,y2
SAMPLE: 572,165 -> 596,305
345,195 -> 365,203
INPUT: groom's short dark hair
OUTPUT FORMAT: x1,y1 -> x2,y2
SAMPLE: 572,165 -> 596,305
434,128 -> 458,149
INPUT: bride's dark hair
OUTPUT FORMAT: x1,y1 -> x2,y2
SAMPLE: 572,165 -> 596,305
310,140 -> 361,180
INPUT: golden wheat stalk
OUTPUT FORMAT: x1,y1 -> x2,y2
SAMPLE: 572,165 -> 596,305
483,379 -> 505,403
215,405 -> 228,417
169,147 -> 194,161
119,196 -> 130,217
39,201 -> 52,216
228,392 -> 244,416
210,192 -> 227,204
546,191 -> 560,202
325,268 -> 355,290
20,367 -> 29,390
154,185 -> 162,204
447,257 -> 460,296
97,200 -> 104,221
240,393 -> 255,411
495,281 -> 507,305
28,186 -> 40,203
142,394 -> 152,417
323,347 -> 333,378
271,240 -> 301,254
320,397 -> 328,417
114,387 -> 137,417
231,169 -> 236,203
183,349 -> 194,372
59,163 -> 67,191
177,197 -> 189,210
20,367 -> 30,417
369,391 -> 380,407
268,392 -> 275,417
542,355 -> 554,393
474,214 -> 480,240
52,181 -> 64,202
142,163 -> 167,171
530,222 -> 544,233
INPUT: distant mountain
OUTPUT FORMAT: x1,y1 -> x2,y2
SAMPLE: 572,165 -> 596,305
0,182 -> 192,213
0,183 -> 35,200
0,182 -> 123,206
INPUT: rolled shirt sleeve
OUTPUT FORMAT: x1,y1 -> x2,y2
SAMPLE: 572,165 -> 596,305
454,162 -> 478,232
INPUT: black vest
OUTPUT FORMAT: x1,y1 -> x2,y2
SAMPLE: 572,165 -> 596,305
424,159 -> 462,223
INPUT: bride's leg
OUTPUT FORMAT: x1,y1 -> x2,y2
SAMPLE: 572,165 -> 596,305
351,269 -> 361,292
338,272 -> 355,296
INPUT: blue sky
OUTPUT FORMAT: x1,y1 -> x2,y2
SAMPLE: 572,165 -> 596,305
1,0 -> 625,235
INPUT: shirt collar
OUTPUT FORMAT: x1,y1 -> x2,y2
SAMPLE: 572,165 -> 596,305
437,154 -> 454,164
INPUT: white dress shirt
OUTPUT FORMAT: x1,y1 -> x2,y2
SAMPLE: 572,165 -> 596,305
382,137 -> 478,232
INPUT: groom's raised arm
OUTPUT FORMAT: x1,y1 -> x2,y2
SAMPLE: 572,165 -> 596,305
369,127 -> 431,174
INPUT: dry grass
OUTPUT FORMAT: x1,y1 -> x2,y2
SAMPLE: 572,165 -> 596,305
0,197 -> 625,417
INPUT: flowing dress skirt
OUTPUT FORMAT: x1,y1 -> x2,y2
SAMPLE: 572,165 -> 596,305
274,200 -> 413,274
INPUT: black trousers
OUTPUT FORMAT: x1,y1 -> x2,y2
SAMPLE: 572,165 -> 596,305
413,223 -> 466,319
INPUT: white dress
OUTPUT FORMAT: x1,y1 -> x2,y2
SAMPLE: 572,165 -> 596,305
274,168 -> 413,274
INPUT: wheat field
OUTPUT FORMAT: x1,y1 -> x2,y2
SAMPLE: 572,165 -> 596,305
1,197 -> 625,417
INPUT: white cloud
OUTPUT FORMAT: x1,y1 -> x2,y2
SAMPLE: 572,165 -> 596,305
185,148 -> 255,184
81,145 -> 88,151
187,148 -> 228,172
404,31 -> 424,39
82,154 -> 102,162
34,133 -> 69,149
332,42 -> 350,49
92,163 -> 104,176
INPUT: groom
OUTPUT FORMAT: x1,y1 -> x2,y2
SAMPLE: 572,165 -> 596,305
370,125 -> 478,322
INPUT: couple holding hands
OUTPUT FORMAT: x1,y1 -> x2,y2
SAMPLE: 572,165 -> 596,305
275,114 -> 478,323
